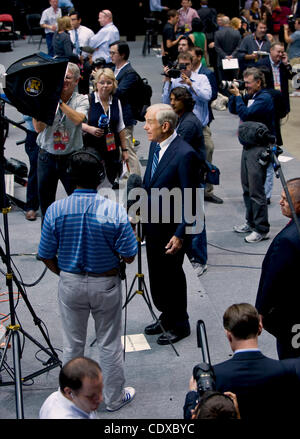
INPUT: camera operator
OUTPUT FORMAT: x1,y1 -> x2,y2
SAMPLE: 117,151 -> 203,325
162,52 -> 212,129
228,67 -> 275,243
184,382 -> 240,419
38,149 -> 137,412
184,303 -> 300,420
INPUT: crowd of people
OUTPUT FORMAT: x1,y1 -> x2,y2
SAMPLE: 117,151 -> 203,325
5,0 -> 300,420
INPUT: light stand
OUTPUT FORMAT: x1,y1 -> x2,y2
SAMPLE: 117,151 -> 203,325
0,100 -> 61,419
122,217 -> 180,357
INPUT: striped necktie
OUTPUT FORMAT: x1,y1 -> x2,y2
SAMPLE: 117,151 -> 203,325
74,28 -> 80,55
151,143 -> 161,179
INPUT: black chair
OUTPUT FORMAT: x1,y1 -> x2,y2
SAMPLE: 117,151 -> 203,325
26,13 -> 44,48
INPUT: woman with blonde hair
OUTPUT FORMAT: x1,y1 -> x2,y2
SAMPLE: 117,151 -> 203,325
82,68 -> 128,185
53,16 -> 76,60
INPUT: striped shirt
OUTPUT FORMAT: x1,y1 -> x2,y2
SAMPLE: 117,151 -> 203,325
38,189 -> 137,274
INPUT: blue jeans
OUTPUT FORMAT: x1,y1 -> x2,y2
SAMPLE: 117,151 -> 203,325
25,131 -> 39,211
37,149 -> 75,217
185,222 -> 207,266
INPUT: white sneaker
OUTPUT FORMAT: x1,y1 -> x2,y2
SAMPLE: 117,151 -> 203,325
244,231 -> 269,243
191,262 -> 208,277
106,387 -> 136,412
233,223 -> 252,233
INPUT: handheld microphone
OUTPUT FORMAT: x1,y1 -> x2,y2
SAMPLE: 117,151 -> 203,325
238,121 -> 276,148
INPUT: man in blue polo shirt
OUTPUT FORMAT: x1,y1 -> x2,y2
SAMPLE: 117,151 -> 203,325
38,149 -> 137,412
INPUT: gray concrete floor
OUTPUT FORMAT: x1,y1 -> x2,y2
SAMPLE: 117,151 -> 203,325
0,36 -> 299,420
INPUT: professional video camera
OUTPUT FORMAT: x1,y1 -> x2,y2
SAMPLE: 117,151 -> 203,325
192,320 -> 216,397
219,79 -> 245,91
98,113 -> 109,134
287,14 -> 296,32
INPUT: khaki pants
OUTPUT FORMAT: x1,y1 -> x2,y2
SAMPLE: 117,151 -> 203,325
203,125 -> 215,197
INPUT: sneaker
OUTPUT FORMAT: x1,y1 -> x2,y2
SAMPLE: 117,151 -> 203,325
191,262 -> 208,277
233,223 -> 252,233
244,231 -> 269,243
106,387 -> 136,412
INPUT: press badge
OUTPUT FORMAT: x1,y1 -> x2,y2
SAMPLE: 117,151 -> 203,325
106,132 -> 116,151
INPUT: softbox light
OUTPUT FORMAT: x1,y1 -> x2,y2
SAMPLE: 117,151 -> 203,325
4,52 -> 68,126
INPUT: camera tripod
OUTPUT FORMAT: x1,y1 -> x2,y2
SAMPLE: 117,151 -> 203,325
0,99 -> 61,419
122,218 -> 179,357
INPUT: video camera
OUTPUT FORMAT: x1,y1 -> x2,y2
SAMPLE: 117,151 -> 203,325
219,79 -> 245,91
192,320 -> 216,397
98,114 -> 109,134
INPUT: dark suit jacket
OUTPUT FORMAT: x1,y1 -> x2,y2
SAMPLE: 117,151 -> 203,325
255,216 -> 300,342
114,62 -> 139,126
213,350 -> 300,419
143,135 -> 199,240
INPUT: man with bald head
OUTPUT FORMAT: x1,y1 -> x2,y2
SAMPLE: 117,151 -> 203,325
89,10 -> 120,64
255,178 -> 300,359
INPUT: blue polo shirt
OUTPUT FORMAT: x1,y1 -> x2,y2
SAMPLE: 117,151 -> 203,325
38,189 -> 137,274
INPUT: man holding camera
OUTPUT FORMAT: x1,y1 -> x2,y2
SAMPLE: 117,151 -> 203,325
228,67 -> 275,243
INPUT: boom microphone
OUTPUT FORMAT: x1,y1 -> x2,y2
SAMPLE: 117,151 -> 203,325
238,121 -> 276,148
126,173 -> 143,211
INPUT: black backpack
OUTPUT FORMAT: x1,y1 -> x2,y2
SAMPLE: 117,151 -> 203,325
131,75 -> 152,122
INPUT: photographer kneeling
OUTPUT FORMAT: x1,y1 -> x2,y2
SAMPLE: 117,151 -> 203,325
228,68 -> 275,243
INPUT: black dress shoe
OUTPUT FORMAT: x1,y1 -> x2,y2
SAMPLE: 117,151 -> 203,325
204,194 -> 223,204
144,321 -> 164,335
156,329 -> 190,345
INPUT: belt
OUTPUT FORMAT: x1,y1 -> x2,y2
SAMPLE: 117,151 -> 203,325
77,268 -> 119,277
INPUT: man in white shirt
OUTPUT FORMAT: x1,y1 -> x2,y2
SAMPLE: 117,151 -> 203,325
40,357 -> 103,419
69,11 -> 94,59
40,0 -> 62,57
89,10 -> 120,64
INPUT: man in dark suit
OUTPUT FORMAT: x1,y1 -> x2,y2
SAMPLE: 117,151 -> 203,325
185,303 -> 300,419
255,178 -> 300,360
109,40 -> 141,179
143,103 -> 200,345
189,46 -> 223,204
214,16 -> 241,83
169,86 -> 207,278
256,42 -> 293,203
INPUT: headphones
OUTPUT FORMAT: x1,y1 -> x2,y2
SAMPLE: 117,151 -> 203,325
67,148 -> 106,185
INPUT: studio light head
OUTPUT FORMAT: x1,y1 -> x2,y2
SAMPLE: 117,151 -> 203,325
4,52 -> 68,126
